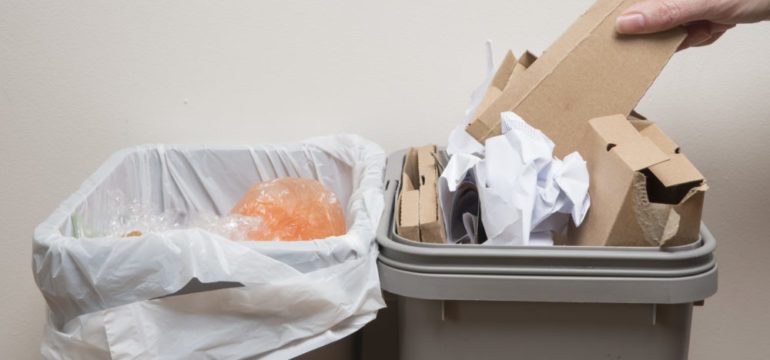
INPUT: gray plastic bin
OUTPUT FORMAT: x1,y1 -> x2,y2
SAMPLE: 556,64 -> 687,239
376,150 -> 718,360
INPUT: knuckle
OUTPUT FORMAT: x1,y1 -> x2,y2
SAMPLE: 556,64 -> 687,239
657,0 -> 684,26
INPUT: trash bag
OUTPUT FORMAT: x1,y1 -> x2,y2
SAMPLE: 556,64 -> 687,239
33,135 -> 386,359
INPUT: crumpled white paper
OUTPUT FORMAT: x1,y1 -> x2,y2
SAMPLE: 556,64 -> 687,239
442,112 -> 590,246
441,44 -> 590,246
33,135 -> 386,359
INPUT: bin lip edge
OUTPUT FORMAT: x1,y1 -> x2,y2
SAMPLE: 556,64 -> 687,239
377,250 -> 717,278
377,149 -> 718,269
35,141 -> 383,244
377,260 -> 719,304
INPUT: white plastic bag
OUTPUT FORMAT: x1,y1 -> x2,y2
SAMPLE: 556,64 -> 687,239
33,135 -> 386,359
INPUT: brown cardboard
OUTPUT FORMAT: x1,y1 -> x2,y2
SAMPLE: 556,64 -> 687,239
569,114 -> 707,247
416,145 -> 445,244
465,0 -> 686,158
472,51 -> 518,119
395,145 -> 446,244
396,189 -> 420,241
629,119 -> 680,154
649,154 -> 704,187
473,50 -> 541,120
504,51 -> 538,91
418,182 -> 444,243
395,148 -> 420,241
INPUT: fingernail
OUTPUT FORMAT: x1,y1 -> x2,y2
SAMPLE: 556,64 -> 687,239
616,13 -> 646,33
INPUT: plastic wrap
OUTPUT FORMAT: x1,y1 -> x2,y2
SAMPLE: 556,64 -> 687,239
231,177 -> 346,241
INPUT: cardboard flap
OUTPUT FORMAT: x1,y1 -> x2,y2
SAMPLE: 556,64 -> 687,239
504,50 -> 539,92
419,183 -> 438,227
648,154 -> 704,187
474,51 -> 517,118
679,182 -> 709,204
401,148 -> 419,191
629,119 -> 679,154
512,50 -> 538,76
491,51 -> 518,90
396,189 -> 421,241
628,118 -> 649,129
401,172 -> 416,191
416,145 -> 438,184
475,87 -> 503,119
399,190 -> 420,227
612,139 -> 669,171
590,114 -> 645,145
589,115 -> 668,170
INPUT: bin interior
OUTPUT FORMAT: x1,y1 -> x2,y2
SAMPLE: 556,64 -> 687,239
60,145 -> 355,238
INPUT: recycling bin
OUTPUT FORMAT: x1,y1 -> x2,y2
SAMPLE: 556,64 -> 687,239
375,150 -> 718,360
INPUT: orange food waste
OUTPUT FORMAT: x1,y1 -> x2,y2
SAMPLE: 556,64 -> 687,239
230,178 -> 346,241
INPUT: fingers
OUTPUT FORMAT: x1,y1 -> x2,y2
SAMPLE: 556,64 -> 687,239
677,22 -> 713,49
677,21 -> 735,50
691,30 -> 727,47
616,0 -> 724,34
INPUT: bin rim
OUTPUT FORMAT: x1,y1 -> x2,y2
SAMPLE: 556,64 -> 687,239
377,149 -> 719,301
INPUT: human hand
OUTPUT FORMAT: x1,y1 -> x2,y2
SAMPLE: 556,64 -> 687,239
616,0 -> 770,49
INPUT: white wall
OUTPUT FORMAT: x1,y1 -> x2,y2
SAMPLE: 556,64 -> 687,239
1,1 -> 768,358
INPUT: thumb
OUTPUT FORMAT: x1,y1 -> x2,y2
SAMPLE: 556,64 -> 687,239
616,0 -> 722,34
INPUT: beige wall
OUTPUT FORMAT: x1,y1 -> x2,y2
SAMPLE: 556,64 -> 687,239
1,1 -> 768,359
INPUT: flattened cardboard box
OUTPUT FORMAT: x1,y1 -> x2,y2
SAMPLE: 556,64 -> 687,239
569,114 -> 707,247
466,0 -> 686,158
395,145 -> 446,243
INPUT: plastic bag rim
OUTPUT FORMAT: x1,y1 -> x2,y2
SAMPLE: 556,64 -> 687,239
33,136 -> 385,251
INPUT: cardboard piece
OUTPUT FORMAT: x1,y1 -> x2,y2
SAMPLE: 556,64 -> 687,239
395,148 -> 421,241
472,51 -> 517,120
504,51 -> 538,91
472,50 -> 540,120
465,0 -> 686,158
396,145 -> 446,243
569,114 -> 707,247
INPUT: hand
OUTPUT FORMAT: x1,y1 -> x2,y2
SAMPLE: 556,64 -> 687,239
616,0 -> 770,50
